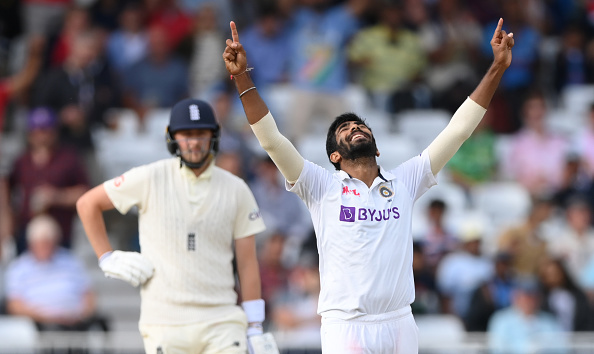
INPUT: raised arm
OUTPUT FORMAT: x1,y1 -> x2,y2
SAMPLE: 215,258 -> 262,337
427,18 -> 514,175
223,21 -> 304,184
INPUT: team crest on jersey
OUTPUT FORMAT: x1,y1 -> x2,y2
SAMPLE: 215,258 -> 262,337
379,186 -> 393,198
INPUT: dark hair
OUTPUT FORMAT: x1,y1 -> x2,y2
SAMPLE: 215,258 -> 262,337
429,199 -> 447,210
326,112 -> 370,170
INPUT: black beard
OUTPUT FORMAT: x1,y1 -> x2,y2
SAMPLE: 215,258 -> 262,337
336,137 -> 377,162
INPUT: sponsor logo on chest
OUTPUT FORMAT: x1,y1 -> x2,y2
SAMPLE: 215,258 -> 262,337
339,205 -> 400,222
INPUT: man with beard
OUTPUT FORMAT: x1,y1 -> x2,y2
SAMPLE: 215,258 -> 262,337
224,18 -> 514,352
76,98 -> 272,353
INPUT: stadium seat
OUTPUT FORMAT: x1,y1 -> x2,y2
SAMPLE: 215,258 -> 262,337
394,109 -> 450,151
471,182 -> 531,230
562,84 -> 594,115
297,134 -> 334,171
375,133 -> 418,167
0,315 -> 38,351
416,314 -> 465,347
546,109 -> 584,140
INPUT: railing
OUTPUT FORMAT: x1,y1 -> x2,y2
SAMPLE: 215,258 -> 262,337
2,331 -> 594,354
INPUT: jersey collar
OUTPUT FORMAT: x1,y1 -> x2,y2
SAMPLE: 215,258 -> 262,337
337,165 -> 395,182
180,158 -> 215,181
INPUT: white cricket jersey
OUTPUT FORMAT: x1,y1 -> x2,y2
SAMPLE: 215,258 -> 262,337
104,158 -> 266,325
287,150 -> 437,320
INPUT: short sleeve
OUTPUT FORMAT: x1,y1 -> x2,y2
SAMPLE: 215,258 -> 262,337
233,181 -> 266,240
103,165 -> 150,214
5,261 -> 24,299
286,160 -> 335,207
391,149 -> 437,202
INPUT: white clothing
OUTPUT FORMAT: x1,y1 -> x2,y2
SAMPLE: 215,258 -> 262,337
104,159 -> 266,325
288,151 -> 436,319
321,306 -> 418,353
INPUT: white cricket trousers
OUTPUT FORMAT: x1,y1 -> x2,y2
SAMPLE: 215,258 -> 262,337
321,305 -> 418,354
138,306 -> 248,354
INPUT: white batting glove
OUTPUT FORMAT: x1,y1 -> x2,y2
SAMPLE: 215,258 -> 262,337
99,250 -> 154,287
242,299 -> 279,354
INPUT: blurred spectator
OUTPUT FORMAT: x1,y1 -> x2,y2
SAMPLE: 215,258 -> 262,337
574,104 -> 594,178
0,36 -> 45,130
465,252 -> 515,331
177,3 -> 227,99
553,25 -> 594,93
22,0 -> 72,37
436,221 -> 493,319
581,254 -> 594,304
551,153 -> 592,210
538,258 -> 594,331
547,198 -> 594,282
497,197 -> 554,276
487,277 -> 567,354
89,0 -> 125,31
285,0 -> 371,142
348,1 -> 427,112
504,91 -> 569,196
240,4 -> 291,89
122,25 -> 188,123
480,0 -> 541,132
106,2 -> 148,74
418,199 -> 458,271
49,7 -> 91,68
258,232 -> 290,322
421,0 -> 483,114
35,29 -> 121,151
411,242 -> 440,315
249,156 -> 312,247
447,109 -> 497,191
271,252 -> 321,352
4,215 -> 104,331
145,0 -> 192,50
1,107 -> 88,254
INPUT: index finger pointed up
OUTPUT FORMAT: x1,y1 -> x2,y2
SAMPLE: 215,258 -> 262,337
492,18 -> 503,41
230,21 -> 240,43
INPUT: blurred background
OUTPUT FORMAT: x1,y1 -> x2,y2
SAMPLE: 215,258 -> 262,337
1,0 -> 594,352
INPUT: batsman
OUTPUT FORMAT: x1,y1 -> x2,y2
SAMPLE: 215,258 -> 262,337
77,98 -> 278,353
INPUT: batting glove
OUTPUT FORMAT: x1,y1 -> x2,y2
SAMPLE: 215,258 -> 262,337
99,250 -> 154,287
242,299 -> 279,354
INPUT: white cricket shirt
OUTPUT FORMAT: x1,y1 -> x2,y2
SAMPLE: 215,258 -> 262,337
287,150 -> 437,320
104,158 -> 266,325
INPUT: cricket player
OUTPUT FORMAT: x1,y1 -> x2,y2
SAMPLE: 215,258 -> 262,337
223,18 -> 514,353
76,98 -> 273,353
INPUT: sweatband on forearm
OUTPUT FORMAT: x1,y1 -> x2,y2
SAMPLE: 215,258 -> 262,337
250,112 -> 304,184
427,97 -> 487,175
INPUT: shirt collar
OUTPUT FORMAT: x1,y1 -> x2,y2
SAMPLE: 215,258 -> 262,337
337,165 -> 395,182
179,158 -> 215,181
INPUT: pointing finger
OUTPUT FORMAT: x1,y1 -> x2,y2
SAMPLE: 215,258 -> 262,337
230,21 -> 240,43
492,18 -> 503,41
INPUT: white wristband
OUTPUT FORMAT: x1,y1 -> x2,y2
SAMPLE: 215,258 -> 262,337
242,299 -> 265,323
98,251 -> 113,266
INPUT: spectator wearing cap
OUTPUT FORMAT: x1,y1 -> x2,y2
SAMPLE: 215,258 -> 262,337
0,107 -> 89,255
5,214 -> 101,331
436,221 -> 494,318
487,277 -> 568,354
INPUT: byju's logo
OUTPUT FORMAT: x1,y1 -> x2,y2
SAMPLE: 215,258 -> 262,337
340,206 -> 356,222
339,205 -> 400,222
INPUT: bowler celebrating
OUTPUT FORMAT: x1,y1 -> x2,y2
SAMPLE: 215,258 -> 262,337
224,18 -> 514,353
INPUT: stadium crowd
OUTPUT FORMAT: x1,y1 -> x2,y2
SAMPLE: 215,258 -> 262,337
1,0 -> 594,352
